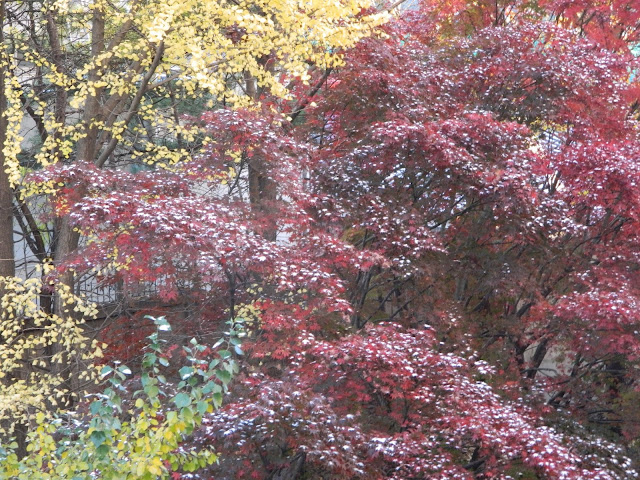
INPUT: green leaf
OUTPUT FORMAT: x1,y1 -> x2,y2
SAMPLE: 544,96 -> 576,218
181,406 -> 194,423
196,401 -> 208,415
142,353 -> 157,368
184,460 -> 197,472
90,401 -> 103,416
153,316 -> 172,331
179,366 -> 194,380
147,332 -> 159,346
111,394 -> 122,409
141,373 -> 152,387
96,444 -> 110,458
201,381 -> 221,394
224,360 -> 237,374
89,430 -> 106,448
173,392 -> 191,409
215,369 -> 232,384
146,385 -> 159,398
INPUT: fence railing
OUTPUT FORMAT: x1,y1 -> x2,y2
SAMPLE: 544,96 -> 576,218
74,272 -> 161,308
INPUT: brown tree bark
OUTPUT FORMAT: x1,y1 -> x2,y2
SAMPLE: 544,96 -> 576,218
0,0 -> 27,457
245,70 -> 278,241
0,0 -> 14,280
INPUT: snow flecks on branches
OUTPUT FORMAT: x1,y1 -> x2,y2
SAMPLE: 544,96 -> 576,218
204,324 -> 636,479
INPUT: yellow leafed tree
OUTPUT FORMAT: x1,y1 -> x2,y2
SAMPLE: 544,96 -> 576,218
0,272 -> 99,432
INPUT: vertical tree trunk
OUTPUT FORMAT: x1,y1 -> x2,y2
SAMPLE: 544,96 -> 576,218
0,0 -> 14,280
76,9 -> 105,164
49,8 -> 106,413
0,0 -> 26,457
245,71 -> 278,241
53,6 -> 105,309
45,10 -> 68,162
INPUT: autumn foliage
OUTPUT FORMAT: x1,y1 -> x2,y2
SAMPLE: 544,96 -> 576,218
17,0 -> 640,478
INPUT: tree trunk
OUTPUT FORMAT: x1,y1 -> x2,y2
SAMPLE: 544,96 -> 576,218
0,0 -> 26,457
245,71 -> 278,241
76,9 -> 105,164
0,0 -> 14,280
45,9 -> 68,162
48,7 -> 105,413
51,215 -> 80,409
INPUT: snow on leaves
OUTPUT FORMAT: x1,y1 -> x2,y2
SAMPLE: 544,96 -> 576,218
203,324 -> 635,479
